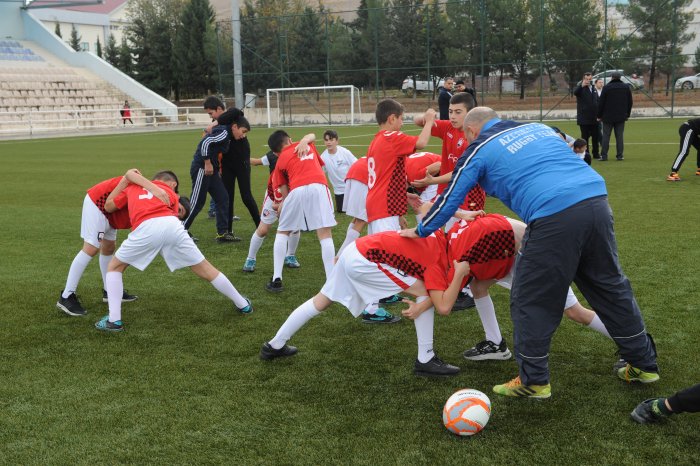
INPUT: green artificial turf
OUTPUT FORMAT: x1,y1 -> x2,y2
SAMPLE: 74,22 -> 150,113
0,119 -> 698,464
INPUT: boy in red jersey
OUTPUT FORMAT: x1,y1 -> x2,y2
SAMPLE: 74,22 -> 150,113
95,169 -> 252,332
56,171 -> 176,317
412,92 -> 484,231
265,131 -> 336,293
441,213 -> 612,384
260,228 -> 474,377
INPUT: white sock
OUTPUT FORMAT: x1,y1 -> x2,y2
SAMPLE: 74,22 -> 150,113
273,234 -> 288,280
414,297 -> 435,363
99,254 -> 112,289
364,302 -> 378,315
287,230 -> 301,256
474,296 -> 503,344
247,232 -> 265,261
106,271 -> 123,323
320,237 -> 335,279
210,272 -> 247,309
336,224 -> 361,259
587,314 -> 612,339
62,250 -> 93,298
269,298 -> 321,349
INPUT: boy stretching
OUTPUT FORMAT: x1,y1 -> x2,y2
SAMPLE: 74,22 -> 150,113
96,169 -> 252,332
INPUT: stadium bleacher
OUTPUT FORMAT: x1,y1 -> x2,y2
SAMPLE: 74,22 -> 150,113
0,40 -> 45,62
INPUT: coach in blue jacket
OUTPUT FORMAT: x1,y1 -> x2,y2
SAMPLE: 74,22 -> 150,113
402,107 -> 659,398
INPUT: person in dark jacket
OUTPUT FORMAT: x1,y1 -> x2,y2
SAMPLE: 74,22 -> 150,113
573,72 -> 599,159
597,71 -> 633,161
438,77 -> 454,120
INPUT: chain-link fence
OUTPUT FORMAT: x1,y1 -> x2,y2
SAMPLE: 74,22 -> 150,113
213,0 -> 700,121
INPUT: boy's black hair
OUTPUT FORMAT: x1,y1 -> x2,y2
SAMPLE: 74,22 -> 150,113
323,129 -> 338,140
449,92 -> 476,110
375,99 -> 404,125
268,130 -> 291,154
203,96 -> 225,110
573,138 -> 588,150
178,196 -> 192,220
217,107 -> 244,126
152,170 -> 179,193
455,80 -> 465,85
233,116 -> 250,131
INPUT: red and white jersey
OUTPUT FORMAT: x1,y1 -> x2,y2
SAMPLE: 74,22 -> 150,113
355,230 -> 449,291
345,156 -> 369,185
86,176 -> 131,230
273,142 -> 327,192
112,180 -> 180,231
446,214 -> 516,284
431,120 -> 486,211
266,172 -> 283,203
405,152 -> 441,193
365,130 -> 418,222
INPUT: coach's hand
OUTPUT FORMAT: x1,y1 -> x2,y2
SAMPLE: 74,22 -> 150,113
399,228 -> 419,238
204,159 -> 214,175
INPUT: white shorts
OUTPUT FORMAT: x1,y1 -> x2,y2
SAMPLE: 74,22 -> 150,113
368,216 -> 401,235
496,269 -> 578,309
420,185 -> 438,203
260,192 -> 278,225
321,243 -> 417,317
115,216 -> 205,272
80,195 -> 117,248
343,179 -> 368,221
278,184 -> 337,231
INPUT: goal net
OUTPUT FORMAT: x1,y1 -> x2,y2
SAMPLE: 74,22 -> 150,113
266,85 -> 361,128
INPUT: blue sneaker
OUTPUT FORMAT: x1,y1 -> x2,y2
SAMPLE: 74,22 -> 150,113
242,258 -> 256,273
284,255 -> 301,268
95,315 -> 124,332
238,297 -> 253,314
362,308 -> 400,324
379,294 -> 401,304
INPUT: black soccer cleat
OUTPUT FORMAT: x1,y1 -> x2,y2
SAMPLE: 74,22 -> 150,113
463,339 -> 512,361
56,291 -> 87,317
414,356 -> 460,377
260,342 -> 298,360
452,291 -> 475,311
265,277 -> 284,293
216,232 -> 242,243
103,289 -> 138,303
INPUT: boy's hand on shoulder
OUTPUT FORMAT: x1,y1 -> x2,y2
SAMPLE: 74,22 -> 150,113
423,108 -> 437,121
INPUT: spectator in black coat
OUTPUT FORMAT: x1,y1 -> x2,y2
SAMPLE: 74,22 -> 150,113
597,71 -> 633,161
573,72 -> 599,160
438,77 -> 454,120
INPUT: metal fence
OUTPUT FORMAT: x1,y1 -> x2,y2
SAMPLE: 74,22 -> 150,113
213,0 -> 700,120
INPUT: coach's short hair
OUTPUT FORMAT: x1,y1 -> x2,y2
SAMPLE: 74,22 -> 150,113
268,130 -> 291,153
450,92 -> 476,110
323,129 -> 338,140
152,170 -> 179,193
375,99 -> 404,125
203,96 -> 225,110
233,116 -> 250,131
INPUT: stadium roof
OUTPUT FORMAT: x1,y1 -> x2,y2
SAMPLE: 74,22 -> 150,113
26,0 -> 126,14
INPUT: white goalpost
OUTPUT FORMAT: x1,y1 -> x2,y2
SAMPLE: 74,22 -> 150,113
266,85 -> 361,128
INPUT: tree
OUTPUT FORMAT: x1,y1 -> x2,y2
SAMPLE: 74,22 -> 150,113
289,6 -> 325,87
385,0 -> 426,93
54,22 -> 62,38
69,25 -> 81,52
104,33 -> 119,65
96,37 -> 103,58
117,36 -> 133,76
173,0 -> 218,98
618,0 -> 694,93
694,43 -> 700,72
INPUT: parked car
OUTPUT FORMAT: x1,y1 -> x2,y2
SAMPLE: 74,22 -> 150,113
401,75 -> 445,96
578,70 -> 645,90
675,73 -> 700,90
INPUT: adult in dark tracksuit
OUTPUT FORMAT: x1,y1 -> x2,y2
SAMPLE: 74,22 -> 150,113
183,109 -> 240,242
404,107 -> 658,398
573,73 -> 600,160
666,118 -> 700,181
597,71 -> 633,161
221,117 -> 261,231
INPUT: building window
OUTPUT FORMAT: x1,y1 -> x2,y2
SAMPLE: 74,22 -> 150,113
80,42 -> 89,51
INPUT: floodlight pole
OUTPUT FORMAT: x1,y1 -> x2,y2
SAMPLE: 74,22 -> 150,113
231,0 -> 243,110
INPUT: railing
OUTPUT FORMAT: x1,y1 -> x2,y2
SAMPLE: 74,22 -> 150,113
0,107 -> 214,137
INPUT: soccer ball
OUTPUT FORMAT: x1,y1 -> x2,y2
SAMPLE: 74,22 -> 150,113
442,389 -> 491,436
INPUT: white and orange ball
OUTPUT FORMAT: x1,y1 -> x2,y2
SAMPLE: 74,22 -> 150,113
442,389 -> 491,436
